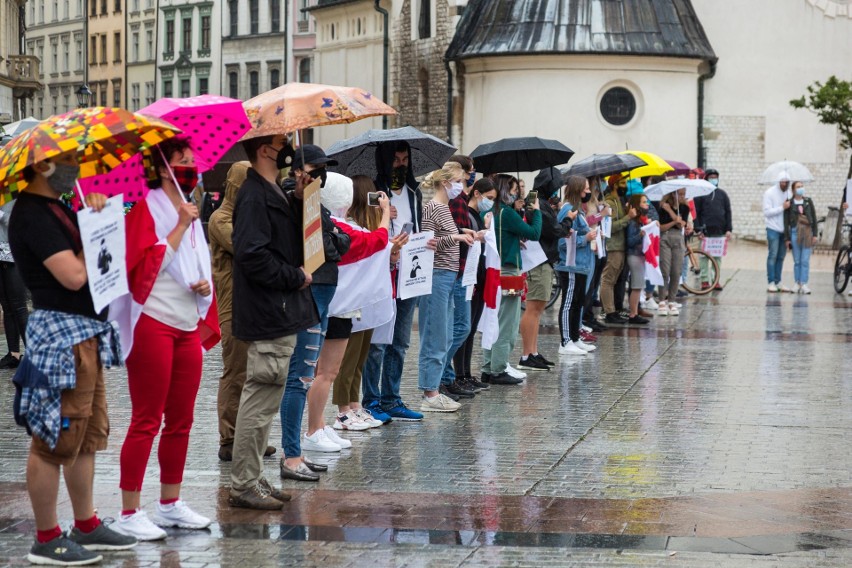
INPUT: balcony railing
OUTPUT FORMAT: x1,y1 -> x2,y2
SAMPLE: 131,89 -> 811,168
7,55 -> 41,84
297,20 -> 310,33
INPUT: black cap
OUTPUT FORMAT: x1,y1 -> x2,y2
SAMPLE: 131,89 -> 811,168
292,144 -> 338,171
704,168 -> 719,178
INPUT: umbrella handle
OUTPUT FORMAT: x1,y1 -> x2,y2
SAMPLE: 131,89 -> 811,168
75,180 -> 87,209
157,145 -> 197,249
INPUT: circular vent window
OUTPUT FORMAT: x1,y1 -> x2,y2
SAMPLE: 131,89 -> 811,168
600,87 -> 637,126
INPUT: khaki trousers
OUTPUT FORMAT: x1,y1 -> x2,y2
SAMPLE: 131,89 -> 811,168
332,329 -> 373,406
217,320 -> 249,447
230,334 -> 296,491
600,251 -> 625,315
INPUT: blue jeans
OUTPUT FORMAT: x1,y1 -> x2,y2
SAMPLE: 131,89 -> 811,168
418,269 -> 457,392
440,277 -> 471,386
279,283 -> 335,459
766,228 -> 786,284
790,228 -> 812,284
362,295 -> 418,410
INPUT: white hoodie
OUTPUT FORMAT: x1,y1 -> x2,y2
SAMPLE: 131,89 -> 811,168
763,179 -> 792,233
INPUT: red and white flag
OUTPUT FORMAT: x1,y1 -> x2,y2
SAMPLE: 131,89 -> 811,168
642,221 -> 663,286
477,227 -> 502,350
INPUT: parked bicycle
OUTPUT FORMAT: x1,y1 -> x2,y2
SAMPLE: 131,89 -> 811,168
681,232 -> 720,295
833,220 -> 852,293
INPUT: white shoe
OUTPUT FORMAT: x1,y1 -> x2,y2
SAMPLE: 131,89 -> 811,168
581,325 -> 592,333
847,288 -> 852,296
658,302 -> 669,316
353,408 -> 383,428
420,393 -> 461,413
323,425 -> 353,449
668,306 -> 680,316
801,284 -> 812,295
151,500 -> 210,530
644,297 -> 658,310
767,283 -> 779,292
670,301 -> 682,309
574,340 -> 596,353
505,364 -> 527,379
333,410 -> 371,431
779,283 -> 793,293
559,342 -> 587,356
112,510 -> 167,541
302,429 -> 342,452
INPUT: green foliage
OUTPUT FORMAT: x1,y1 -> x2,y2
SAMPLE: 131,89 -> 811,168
790,75 -> 852,151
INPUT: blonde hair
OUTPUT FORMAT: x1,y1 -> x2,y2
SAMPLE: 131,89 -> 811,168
420,161 -> 465,192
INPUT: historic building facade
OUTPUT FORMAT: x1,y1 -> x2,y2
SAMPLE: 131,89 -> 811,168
1,0 -> 41,123
221,0 -> 285,102
88,0 -> 125,108
156,0 -> 220,99
125,0 -> 157,110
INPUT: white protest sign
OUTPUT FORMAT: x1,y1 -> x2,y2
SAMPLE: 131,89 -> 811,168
78,195 -> 129,313
701,236 -> 728,257
600,216 -> 612,239
564,233 -> 576,267
846,180 -> 852,217
462,241 -> 481,287
520,240 -> 548,272
595,232 -> 606,258
398,231 -> 434,300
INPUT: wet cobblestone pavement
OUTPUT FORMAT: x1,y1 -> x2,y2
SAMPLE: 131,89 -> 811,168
0,255 -> 851,566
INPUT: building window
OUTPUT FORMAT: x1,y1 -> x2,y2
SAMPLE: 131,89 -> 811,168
37,97 -> 43,118
132,32 -> 139,62
101,34 -> 107,63
201,15 -> 210,50
100,0 -> 106,15
229,0 -> 238,36
114,0 -> 120,12
250,0 -> 258,34
228,71 -> 238,98
77,0 -> 81,16
30,1 -> 34,23
89,0 -> 95,15
62,40 -> 69,70
52,0 -> 57,20
113,84 -> 121,106
299,58 -> 310,83
131,83 -> 140,110
299,0 -> 308,21
199,77 -> 208,95
131,0 -> 138,10
165,20 -> 174,53
270,0 -> 280,32
113,32 -> 121,62
63,0 -> 68,18
145,82 -> 154,105
146,30 -> 153,60
100,87 -> 107,106
52,95 -> 58,114
89,37 -> 96,64
39,0 -> 45,21
180,79 -> 190,98
418,0 -> 431,39
600,86 -> 637,126
182,17 -> 192,52
75,38 -> 83,70
270,68 -> 280,89
249,71 -> 258,97
163,79 -> 173,98
51,43 -> 58,71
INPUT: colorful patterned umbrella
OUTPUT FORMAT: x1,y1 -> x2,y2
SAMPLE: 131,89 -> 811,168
78,95 -> 250,201
0,107 -> 179,204
242,82 -> 397,139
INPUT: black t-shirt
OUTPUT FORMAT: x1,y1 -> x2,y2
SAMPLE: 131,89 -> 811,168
658,202 -> 691,228
9,192 -> 106,320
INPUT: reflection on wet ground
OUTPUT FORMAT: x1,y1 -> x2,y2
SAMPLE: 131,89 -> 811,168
0,266 -> 850,566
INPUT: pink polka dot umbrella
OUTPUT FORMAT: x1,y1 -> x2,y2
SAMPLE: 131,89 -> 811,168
78,95 -> 251,201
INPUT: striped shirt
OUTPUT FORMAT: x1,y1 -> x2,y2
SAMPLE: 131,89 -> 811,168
421,200 -> 460,272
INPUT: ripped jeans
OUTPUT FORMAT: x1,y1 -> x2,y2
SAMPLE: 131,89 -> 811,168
279,283 -> 336,459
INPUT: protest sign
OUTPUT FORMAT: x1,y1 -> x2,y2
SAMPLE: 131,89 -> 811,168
600,216 -> 612,239
303,178 -> 324,274
78,195 -> 128,313
520,240 -> 548,272
398,231 -> 435,300
462,241 -> 481,287
701,236 -> 728,257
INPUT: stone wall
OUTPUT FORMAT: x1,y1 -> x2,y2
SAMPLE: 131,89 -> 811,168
704,115 -> 851,240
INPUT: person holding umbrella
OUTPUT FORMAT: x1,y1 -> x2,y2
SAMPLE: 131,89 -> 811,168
693,168 -> 732,290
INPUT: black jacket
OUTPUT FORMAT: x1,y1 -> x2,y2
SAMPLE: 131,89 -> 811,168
374,142 -> 423,233
232,168 -> 319,341
694,188 -> 732,236
534,167 -> 571,263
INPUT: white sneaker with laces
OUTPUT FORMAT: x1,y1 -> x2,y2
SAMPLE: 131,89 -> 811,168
354,408 -> 382,428
779,283 -> 793,293
670,301 -> 682,309
580,325 -> 592,333
644,297 -> 659,310
658,302 -> 669,316
323,425 -> 353,449
302,429 -> 342,452
801,284 -> 812,295
505,365 -> 527,379
668,305 -> 680,316
420,393 -> 461,413
152,500 -> 210,530
574,340 -> 596,353
333,410 -> 371,431
559,342 -> 587,356
767,283 -> 779,292
112,510 -> 167,541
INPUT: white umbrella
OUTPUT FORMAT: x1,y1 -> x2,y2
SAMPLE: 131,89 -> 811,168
759,160 -> 813,184
644,178 -> 716,201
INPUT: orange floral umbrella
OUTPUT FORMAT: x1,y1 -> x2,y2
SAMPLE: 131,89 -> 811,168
0,107 -> 180,203
242,82 -> 397,139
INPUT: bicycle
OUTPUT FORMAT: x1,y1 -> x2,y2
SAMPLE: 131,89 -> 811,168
520,263 -> 562,311
681,234 -> 720,295
833,225 -> 852,293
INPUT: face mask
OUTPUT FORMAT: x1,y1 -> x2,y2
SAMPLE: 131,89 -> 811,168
447,181 -> 464,200
478,196 -> 494,213
275,145 -> 294,170
390,166 -> 407,190
43,162 -> 80,195
308,167 -> 328,188
505,193 -> 517,205
467,172 -> 476,187
709,178 -> 718,187
172,165 -> 199,194
599,181 -> 607,192
796,188 -> 805,196
581,192 -> 592,203
641,206 -> 649,213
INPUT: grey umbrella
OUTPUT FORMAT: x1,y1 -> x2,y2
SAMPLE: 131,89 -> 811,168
561,153 -> 647,179
327,126 -> 457,178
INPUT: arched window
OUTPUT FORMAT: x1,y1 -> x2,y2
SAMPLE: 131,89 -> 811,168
299,58 -> 311,83
418,0 -> 431,39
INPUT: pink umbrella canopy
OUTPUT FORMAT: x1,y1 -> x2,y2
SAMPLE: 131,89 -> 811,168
79,95 -> 250,201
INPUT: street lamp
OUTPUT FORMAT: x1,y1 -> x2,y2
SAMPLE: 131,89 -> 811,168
75,84 -> 93,108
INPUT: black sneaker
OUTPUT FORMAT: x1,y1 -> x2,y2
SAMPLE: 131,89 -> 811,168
443,382 -> 475,399
456,377 -> 484,393
438,384 -> 461,401
627,315 -> 650,325
218,444 -> 233,462
0,353 -> 20,369
68,522 -> 138,551
604,312 -> 628,324
517,356 -> 549,371
488,372 -> 524,385
468,375 -> 491,390
533,353 -> 555,368
28,534 -> 103,565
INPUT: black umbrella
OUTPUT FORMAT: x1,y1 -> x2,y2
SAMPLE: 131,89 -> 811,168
561,153 -> 647,179
326,126 -> 457,178
469,137 -> 574,175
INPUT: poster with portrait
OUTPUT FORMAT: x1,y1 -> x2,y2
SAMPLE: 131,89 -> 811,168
78,195 -> 129,313
398,231 -> 434,300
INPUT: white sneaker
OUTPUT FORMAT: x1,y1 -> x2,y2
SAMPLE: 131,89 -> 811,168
559,342 -> 587,356
505,365 -> 527,379
801,284 -> 812,295
644,297 -> 659,310
581,325 -> 592,333
323,425 -> 353,449
333,410 -> 371,431
574,340 -> 596,353
670,301 -> 682,309
668,306 -> 680,316
847,288 -> 852,296
354,408 -> 383,428
420,393 -> 461,413
151,500 -> 210,530
302,429 -> 342,452
112,510 -> 167,541
779,283 -> 793,293
658,302 -> 669,316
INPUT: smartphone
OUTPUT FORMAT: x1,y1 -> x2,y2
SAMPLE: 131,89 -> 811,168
525,190 -> 538,204
400,222 -> 414,235
367,192 -> 381,207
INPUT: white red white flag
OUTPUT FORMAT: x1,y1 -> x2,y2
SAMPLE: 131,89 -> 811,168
642,221 -> 663,286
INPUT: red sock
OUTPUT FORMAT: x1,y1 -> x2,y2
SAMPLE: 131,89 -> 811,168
36,525 -> 62,543
160,498 -> 179,506
74,515 -> 101,534
121,509 -> 137,517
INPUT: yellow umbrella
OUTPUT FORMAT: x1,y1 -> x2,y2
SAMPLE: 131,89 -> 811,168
618,150 -> 673,179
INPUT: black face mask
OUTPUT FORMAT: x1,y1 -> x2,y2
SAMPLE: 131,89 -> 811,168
390,166 -> 407,190
308,167 -> 328,187
275,145 -> 295,170
581,193 -> 592,203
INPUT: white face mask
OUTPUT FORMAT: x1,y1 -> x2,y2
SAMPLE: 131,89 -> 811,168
478,196 -> 494,212
447,181 -> 464,200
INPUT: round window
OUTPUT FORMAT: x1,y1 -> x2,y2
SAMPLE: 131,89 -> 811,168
600,87 -> 636,126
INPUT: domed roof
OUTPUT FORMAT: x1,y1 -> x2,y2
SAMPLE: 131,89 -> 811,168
446,0 -> 716,62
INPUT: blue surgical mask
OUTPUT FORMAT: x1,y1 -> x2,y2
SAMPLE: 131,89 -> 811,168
709,178 -> 718,187
478,196 -> 494,213
796,188 -> 805,196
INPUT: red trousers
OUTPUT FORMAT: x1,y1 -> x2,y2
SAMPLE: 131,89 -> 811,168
120,313 -> 202,491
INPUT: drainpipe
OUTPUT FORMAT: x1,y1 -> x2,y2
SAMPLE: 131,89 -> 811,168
697,59 -> 717,169
283,0 -> 288,83
373,0 -> 388,128
445,59 -> 453,144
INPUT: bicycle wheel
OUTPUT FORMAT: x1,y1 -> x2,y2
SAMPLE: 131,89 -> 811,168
682,249 -> 718,295
545,268 -> 562,309
834,247 -> 851,293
